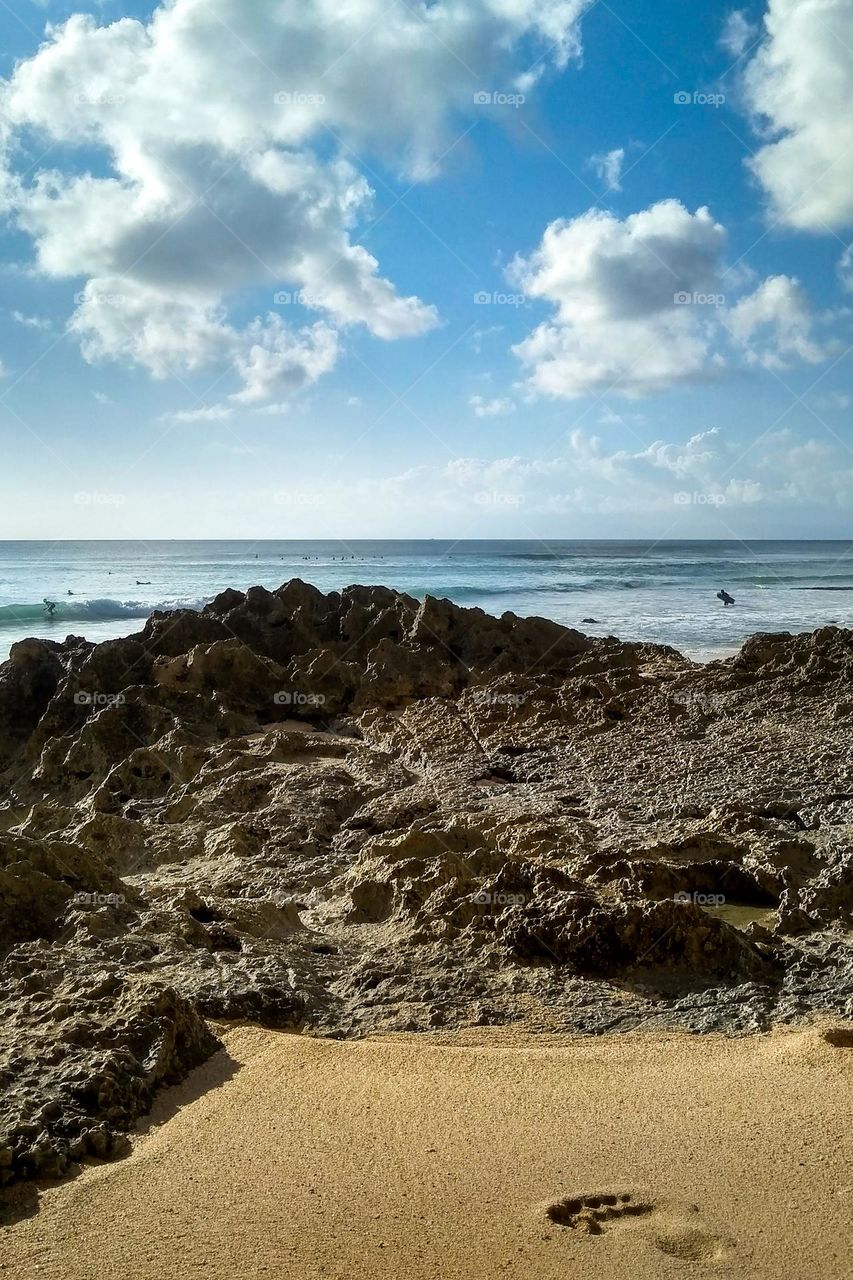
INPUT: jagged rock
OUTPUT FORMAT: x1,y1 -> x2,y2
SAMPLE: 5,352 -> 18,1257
775,890 -> 818,936
726,625 -> 853,691
0,586 -> 852,1191
799,851 -> 853,925
503,893 -> 775,982
0,833 -> 122,948
0,639 -> 64,771
0,969 -> 218,1187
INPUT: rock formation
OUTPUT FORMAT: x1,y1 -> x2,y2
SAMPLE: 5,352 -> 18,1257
0,585 -> 851,1189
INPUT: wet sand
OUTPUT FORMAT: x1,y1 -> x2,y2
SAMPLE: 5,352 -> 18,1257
2,1023 -> 852,1279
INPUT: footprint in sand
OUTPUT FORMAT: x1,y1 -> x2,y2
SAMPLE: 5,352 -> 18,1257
545,1191 -> 734,1263
546,1191 -> 653,1234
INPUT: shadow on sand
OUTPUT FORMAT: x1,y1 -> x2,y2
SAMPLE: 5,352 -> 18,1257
0,1045 -> 241,1227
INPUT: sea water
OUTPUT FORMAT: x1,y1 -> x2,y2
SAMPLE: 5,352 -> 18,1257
2,539 -> 853,662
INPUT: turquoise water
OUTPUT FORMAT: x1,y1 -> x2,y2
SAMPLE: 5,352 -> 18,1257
1,539 -> 853,662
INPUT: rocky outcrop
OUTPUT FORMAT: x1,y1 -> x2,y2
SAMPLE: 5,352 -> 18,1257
721,624 -> 853,692
0,639 -> 64,771
0,968 -> 217,1185
0,583 -> 851,1192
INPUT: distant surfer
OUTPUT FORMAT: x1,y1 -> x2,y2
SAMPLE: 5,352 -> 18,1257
43,598 -> 57,616
717,589 -> 735,607
136,579 -> 151,585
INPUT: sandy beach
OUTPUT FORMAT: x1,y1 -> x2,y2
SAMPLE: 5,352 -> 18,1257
2,1022 -> 851,1280
3,0 -> 853,1263
2,591 -> 853,1278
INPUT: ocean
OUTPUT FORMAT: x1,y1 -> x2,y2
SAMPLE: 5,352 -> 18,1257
2,539 -> 853,663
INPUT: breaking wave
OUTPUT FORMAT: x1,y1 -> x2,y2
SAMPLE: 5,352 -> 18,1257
0,597 -> 208,630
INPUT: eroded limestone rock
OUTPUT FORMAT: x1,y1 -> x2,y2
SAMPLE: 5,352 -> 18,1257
0,584 -> 851,1192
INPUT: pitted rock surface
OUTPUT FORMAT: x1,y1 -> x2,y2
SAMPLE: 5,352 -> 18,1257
1,584 -> 852,1188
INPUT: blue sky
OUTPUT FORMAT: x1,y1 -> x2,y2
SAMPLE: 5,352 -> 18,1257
0,0 -> 851,538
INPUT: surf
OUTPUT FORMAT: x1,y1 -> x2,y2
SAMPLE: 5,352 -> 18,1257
0,596 -> 209,630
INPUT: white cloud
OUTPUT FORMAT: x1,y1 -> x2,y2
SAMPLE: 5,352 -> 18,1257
469,394 -> 516,417
509,200 -> 728,397
472,324 -> 503,354
590,147 -> 624,191
508,200 -> 841,399
741,0 -> 853,230
727,275 -> 836,369
92,390 -> 113,405
0,0 -> 592,403
598,406 -> 647,426
232,317 -> 339,404
719,10 -> 758,59
839,245 -> 853,292
253,405 -> 292,417
360,426 -> 853,520
10,309 -> 52,330
166,404 -> 234,423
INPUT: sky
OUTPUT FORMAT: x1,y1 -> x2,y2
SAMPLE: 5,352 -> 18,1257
0,0 -> 851,539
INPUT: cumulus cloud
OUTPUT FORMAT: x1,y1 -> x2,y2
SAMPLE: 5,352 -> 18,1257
0,0 -> 591,402
469,394 -> 516,417
726,275 -> 836,369
590,146 -> 624,191
741,0 -> 853,230
232,318 -> 339,404
509,200 -> 728,397
508,200 -> 840,398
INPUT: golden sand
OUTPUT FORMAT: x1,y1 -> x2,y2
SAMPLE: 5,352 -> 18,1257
2,1023 -> 851,1279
